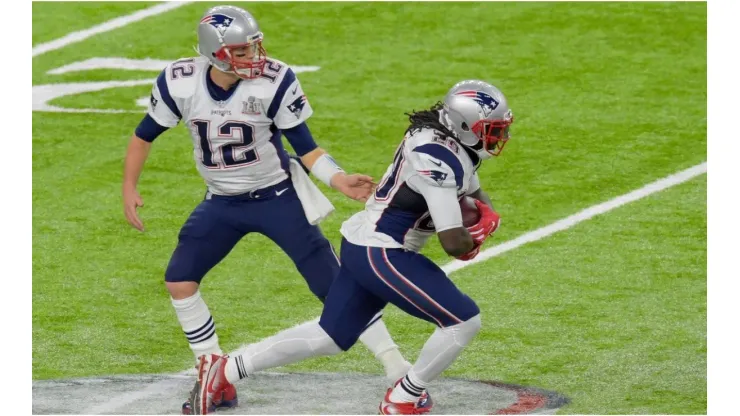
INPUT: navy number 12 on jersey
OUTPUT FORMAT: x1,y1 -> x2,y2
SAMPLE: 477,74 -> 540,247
192,120 -> 260,169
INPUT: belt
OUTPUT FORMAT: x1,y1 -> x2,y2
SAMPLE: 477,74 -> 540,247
206,178 -> 292,201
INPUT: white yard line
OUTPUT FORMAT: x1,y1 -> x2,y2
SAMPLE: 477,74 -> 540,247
441,162 -> 707,274
83,161 -> 707,414
84,370 -> 196,415
32,2 -> 192,58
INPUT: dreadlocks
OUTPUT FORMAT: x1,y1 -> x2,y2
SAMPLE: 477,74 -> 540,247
404,101 -> 456,138
405,101 -> 482,167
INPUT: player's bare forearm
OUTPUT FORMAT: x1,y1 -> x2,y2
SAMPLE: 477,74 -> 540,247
123,135 -> 152,190
299,147 -> 344,188
298,147 -> 326,171
122,134 -> 151,231
300,147 -> 373,201
438,227 -> 475,257
299,147 -> 343,188
469,188 -> 494,211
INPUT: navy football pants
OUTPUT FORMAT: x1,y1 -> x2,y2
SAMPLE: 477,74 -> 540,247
164,179 -> 338,302
319,239 -> 480,350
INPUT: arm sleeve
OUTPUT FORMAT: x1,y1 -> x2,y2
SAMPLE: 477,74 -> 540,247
282,122 -> 319,156
268,68 -> 314,129
407,175 -> 463,232
135,114 -> 170,142
148,69 -> 183,128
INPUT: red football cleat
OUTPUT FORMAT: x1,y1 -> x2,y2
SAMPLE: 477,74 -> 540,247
379,379 -> 433,415
183,354 -> 236,415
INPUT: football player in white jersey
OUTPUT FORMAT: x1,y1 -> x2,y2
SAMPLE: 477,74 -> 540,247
189,80 -> 513,414
122,5 -> 416,414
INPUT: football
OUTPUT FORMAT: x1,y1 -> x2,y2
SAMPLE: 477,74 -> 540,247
459,196 -> 481,227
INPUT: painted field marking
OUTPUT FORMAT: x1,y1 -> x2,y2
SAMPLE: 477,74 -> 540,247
32,2 -> 193,57
442,162 -> 707,274
85,161 -> 707,413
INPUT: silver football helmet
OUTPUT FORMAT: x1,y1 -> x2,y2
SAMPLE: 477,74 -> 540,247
440,80 -> 514,159
196,5 -> 267,79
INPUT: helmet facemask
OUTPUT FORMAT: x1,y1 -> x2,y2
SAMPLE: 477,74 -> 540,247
471,113 -> 513,157
214,40 -> 267,80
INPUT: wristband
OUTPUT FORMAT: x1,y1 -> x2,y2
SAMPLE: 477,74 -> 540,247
310,153 -> 345,187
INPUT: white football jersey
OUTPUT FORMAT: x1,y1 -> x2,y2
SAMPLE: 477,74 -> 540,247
340,127 -> 481,252
147,56 -> 313,195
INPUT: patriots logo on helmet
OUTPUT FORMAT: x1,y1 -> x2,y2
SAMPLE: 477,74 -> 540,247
287,94 -> 308,118
418,169 -> 448,185
456,90 -> 500,117
200,14 -> 235,35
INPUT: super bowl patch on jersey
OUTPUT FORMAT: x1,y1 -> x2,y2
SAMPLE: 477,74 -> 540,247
242,96 -> 262,115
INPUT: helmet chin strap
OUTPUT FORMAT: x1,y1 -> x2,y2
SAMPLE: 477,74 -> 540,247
476,149 -> 493,160
217,45 -> 238,73
212,33 -> 242,76
213,46 -> 254,79
465,140 -> 491,160
193,45 -> 233,74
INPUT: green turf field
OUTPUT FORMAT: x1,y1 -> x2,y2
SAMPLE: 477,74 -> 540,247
32,2 -> 707,414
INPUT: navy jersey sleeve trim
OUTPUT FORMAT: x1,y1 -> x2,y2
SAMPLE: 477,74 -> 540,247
413,143 -> 464,189
267,68 -> 297,119
282,122 -> 318,156
135,114 -> 170,142
156,70 -> 182,119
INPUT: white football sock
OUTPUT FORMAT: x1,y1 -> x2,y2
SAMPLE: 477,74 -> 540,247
171,291 -> 222,365
389,373 -> 429,403
224,318 -> 341,384
358,314 -> 411,383
389,315 -> 482,403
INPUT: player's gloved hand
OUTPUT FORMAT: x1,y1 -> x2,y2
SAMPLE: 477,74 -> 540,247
456,243 -> 481,261
466,200 -> 500,246
331,172 -> 376,203
123,185 -> 145,232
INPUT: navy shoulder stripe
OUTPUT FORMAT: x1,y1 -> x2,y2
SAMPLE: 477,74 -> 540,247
156,70 -> 182,120
413,143 -> 464,189
267,68 -> 296,119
